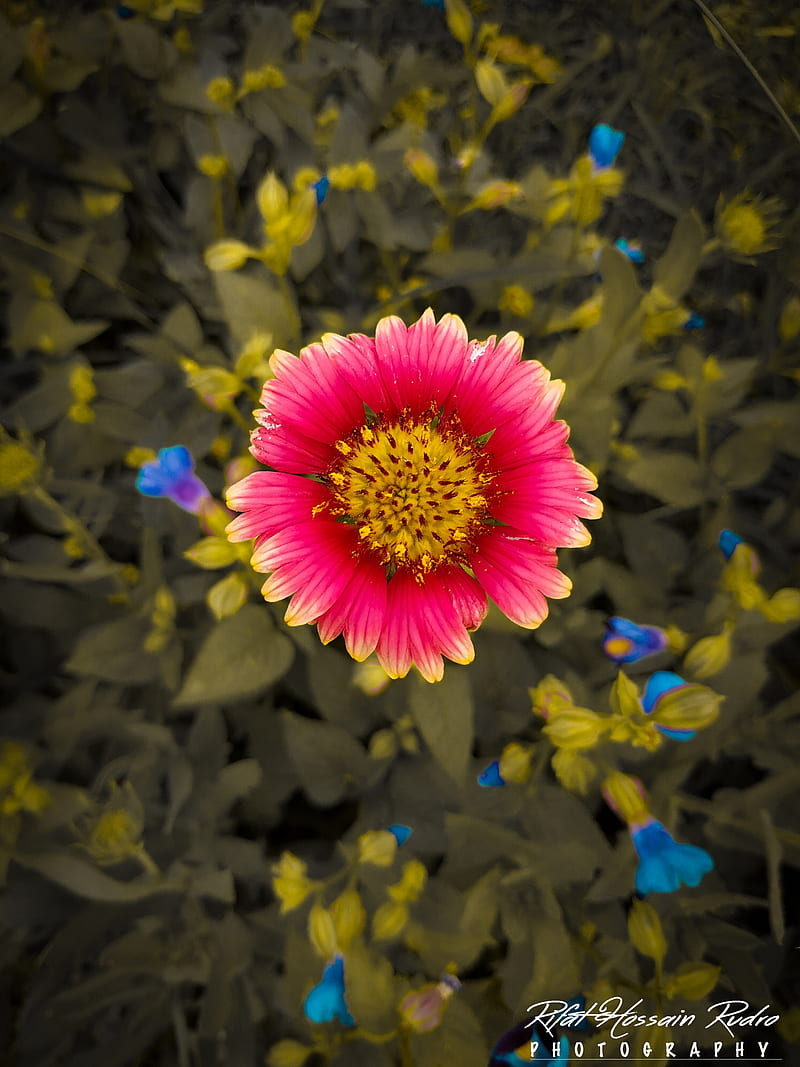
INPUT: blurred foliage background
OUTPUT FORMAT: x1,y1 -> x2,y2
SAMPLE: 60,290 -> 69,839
0,0 -> 799,1065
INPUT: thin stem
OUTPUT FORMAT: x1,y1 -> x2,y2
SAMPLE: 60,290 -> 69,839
688,0 -> 800,150
30,486 -> 127,593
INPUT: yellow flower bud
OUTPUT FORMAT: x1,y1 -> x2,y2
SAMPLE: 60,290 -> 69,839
665,625 -> 689,654
759,587 -> 800,624
206,76 -> 235,109
354,657 -> 392,696
267,1039 -> 312,1067
550,749 -> 596,795
543,707 -> 608,750
180,358 -> 242,409
653,370 -> 689,391
664,961 -> 721,1000
242,64 -> 286,93
272,852 -> 315,913
257,172 -> 289,223
307,902 -> 339,959
499,285 -> 534,317
204,239 -> 255,272
702,355 -> 724,382
372,899 -> 409,941
610,670 -> 643,719
491,79 -> 532,123
649,684 -> 723,734
368,728 -> 399,760
444,0 -> 473,45
330,888 -> 366,950
684,624 -> 733,679
125,446 -> 156,468
530,675 -> 574,720
467,180 -> 524,211
206,572 -> 248,620
602,771 -> 650,824
184,537 -> 239,570
388,860 -> 427,904
197,154 -> 228,179
285,188 -> 317,245
498,742 -> 533,784
475,59 -> 507,107
353,160 -> 377,191
69,363 -> 96,405
404,148 -> 439,189
82,190 -> 123,217
291,10 -> 315,42
357,829 -> 398,867
628,899 -> 667,963
0,439 -> 40,494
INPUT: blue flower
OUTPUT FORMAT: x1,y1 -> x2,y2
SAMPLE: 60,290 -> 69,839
312,176 -> 330,205
683,312 -> 705,330
304,956 -> 355,1026
718,529 -> 744,560
603,617 -> 668,663
614,238 -> 644,263
136,446 -> 210,514
490,1025 -> 570,1065
116,4 -> 135,17
631,818 -> 713,894
423,0 -> 445,8
477,760 -> 505,787
641,670 -> 695,741
387,824 -> 412,846
588,124 -> 624,169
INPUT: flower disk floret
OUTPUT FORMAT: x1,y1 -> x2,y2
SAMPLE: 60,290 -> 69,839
226,309 -> 602,682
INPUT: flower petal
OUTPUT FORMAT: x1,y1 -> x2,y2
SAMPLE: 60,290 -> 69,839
252,520 -> 360,625
471,533 -> 571,628
225,472 -> 328,542
316,556 -> 388,661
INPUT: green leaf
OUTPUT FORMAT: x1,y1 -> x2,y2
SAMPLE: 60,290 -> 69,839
409,668 -> 474,786
599,246 -> 641,334
342,941 -> 396,1032
652,210 -> 705,302
281,712 -> 370,806
213,270 -> 294,349
409,996 -> 488,1067
711,426 -> 776,488
621,451 -> 705,508
0,80 -> 41,137
66,617 -> 161,684
173,605 -> 294,707
14,853 -> 175,902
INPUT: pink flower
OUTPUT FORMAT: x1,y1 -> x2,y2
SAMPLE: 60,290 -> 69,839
226,309 -> 601,682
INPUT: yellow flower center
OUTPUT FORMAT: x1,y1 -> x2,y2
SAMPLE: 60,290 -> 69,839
723,204 -> 764,254
324,409 -> 496,577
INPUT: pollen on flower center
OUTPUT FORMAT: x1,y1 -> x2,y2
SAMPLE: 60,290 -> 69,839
323,408 -> 496,576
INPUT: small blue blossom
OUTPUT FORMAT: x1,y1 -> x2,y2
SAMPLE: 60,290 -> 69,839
631,818 -> 713,895
423,0 -> 445,8
641,670 -> 695,741
477,760 -> 505,788
718,529 -> 744,560
116,4 -> 135,17
603,617 -> 668,664
588,124 -> 624,169
683,312 -> 705,330
614,238 -> 644,263
312,176 -> 330,205
136,446 -> 210,514
387,824 -> 412,846
304,955 -> 355,1026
